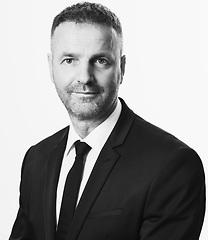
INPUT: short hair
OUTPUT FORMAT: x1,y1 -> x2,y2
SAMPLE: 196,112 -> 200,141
51,2 -> 123,52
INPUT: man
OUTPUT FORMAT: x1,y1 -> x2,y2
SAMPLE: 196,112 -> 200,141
9,2 -> 205,240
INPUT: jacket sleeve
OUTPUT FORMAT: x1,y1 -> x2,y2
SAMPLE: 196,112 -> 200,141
140,147 -> 206,240
9,148 -> 33,240
9,207 -> 31,240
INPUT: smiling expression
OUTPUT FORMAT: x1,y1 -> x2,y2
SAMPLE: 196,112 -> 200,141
48,22 -> 125,122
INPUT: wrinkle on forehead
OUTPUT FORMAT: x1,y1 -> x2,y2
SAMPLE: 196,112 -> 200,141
51,22 -> 121,56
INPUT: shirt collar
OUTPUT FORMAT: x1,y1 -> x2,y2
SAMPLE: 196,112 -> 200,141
65,98 -> 122,155
64,122 -> 81,157
85,99 -> 121,152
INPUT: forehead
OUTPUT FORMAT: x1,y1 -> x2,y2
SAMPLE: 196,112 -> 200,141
51,22 -> 120,54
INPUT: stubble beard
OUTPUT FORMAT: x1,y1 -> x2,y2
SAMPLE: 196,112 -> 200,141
55,84 -> 119,122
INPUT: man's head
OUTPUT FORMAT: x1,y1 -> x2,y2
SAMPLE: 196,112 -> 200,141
48,2 -> 126,124
51,2 -> 123,54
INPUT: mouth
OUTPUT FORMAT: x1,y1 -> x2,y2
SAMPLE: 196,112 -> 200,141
74,91 -> 99,95
72,91 -> 100,98
70,83 -> 101,95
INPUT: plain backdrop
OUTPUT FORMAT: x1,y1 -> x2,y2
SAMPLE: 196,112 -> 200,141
1,0 -> 207,239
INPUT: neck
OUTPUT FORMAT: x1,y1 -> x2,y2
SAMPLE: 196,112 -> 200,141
69,120 -> 100,139
69,100 -> 118,139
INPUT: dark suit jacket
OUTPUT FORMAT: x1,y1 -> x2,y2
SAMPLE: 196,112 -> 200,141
10,99 -> 205,240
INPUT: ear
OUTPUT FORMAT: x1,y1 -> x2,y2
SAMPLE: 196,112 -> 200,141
120,55 -> 126,84
47,53 -> 54,83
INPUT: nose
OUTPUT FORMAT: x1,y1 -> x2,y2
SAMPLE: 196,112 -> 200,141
77,62 -> 94,84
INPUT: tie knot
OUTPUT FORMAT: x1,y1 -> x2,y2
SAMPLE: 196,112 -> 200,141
74,140 -> 91,157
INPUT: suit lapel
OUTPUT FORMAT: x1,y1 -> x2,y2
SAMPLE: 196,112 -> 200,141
43,127 -> 69,240
66,98 -> 135,240
66,140 -> 120,240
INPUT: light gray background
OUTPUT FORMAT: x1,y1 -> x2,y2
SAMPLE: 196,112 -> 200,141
1,0 -> 207,239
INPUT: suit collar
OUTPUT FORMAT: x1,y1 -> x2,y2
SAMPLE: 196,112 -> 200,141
110,98 -> 135,148
43,127 -> 69,240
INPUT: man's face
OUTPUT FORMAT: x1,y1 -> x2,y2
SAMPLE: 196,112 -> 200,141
48,22 -> 125,121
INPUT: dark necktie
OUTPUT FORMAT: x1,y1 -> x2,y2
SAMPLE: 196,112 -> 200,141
56,140 -> 91,240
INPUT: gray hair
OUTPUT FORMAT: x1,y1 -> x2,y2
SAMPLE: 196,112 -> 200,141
51,2 -> 123,53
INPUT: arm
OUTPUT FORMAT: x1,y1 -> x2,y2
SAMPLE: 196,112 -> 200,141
9,148 -> 33,240
140,147 -> 205,240
9,207 -> 31,240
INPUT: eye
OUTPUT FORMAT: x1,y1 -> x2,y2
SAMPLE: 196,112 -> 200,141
95,58 -> 109,65
61,58 -> 78,65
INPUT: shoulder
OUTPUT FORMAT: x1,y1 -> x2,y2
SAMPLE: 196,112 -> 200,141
30,126 -> 69,152
19,126 -> 69,183
134,114 -> 205,177
132,113 -> 186,150
121,103 -> 205,190
120,98 -> 187,153
120,99 -> 203,169
22,126 -> 69,166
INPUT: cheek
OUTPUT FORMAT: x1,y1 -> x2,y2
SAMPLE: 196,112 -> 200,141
96,71 -> 120,89
53,67 -> 74,88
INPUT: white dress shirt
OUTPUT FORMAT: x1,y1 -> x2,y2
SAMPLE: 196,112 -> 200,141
56,99 -> 122,220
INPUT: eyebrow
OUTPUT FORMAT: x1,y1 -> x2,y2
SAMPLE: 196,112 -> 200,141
60,52 -> 114,60
60,52 -> 78,59
91,53 -> 114,60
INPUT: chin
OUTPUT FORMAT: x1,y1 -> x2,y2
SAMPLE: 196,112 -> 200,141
65,96 -> 116,121
67,103 -> 101,121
